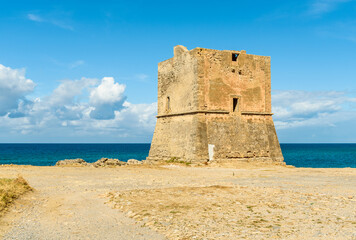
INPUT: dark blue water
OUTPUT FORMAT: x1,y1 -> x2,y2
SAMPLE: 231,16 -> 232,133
280,143 -> 356,168
0,144 -> 150,166
0,143 -> 355,167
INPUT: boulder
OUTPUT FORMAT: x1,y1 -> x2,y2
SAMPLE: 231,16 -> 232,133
92,158 -> 126,167
141,160 -> 151,165
55,158 -> 87,166
127,159 -> 143,165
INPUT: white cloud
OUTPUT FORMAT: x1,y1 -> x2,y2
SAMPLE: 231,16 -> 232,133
50,20 -> 74,31
27,13 -> 74,31
90,77 -> 125,105
89,77 -> 127,120
118,102 -> 157,128
69,60 -> 85,69
135,74 -> 149,81
49,78 -> 97,106
0,64 -> 35,116
49,58 -> 86,69
0,64 -> 157,142
272,90 -> 356,129
308,0 -> 351,16
27,14 -> 43,22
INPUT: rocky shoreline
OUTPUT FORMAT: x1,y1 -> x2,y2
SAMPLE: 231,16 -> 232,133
55,158 -> 143,167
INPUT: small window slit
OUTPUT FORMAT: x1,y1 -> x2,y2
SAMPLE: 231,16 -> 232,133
232,53 -> 239,61
233,98 -> 239,112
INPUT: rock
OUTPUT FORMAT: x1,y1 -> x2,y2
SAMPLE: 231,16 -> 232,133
141,160 -> 152,165
55,158 -> 87,166
127,159 -> 143,165
92,158 -> 126,167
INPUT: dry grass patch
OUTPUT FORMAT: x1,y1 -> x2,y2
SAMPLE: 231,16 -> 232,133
108,185 -> 356,240
0,176 -> 32,215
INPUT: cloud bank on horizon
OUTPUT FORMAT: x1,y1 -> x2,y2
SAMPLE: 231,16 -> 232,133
273,90 -> 356,143
0,64 -> 156,142
272,90 -> 356,128
1,63 -> 356,143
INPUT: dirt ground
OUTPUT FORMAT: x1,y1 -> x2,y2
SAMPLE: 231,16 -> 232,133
0,164 -> 355,239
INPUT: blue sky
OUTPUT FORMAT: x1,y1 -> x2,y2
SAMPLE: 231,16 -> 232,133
0,0 -> 356,143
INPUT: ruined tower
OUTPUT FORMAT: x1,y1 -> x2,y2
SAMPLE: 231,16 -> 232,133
147,46 -> 284,163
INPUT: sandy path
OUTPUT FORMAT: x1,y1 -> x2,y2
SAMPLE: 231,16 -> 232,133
0,167 -> 167,240
0,165 -> 355,239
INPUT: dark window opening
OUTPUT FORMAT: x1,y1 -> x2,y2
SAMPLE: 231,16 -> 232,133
166,96 -> 170,111
238,70 -> 242,75
233,98 -> 239,112
232,53 -> 239,61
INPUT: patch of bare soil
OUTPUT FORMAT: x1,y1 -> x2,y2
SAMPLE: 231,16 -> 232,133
0,165 -> 355,239
109,184 -> 356,240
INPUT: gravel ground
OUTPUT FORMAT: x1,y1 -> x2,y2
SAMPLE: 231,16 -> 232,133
110,185 -> 356,239
0,166 -> 167,240
0,164 -> 355,240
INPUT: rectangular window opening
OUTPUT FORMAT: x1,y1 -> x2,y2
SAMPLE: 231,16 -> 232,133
233,98 -> 239,112
232,53 -> 239,61
166,96 -> 170,111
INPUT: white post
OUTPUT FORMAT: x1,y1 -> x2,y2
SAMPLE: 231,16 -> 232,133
208,144 -> 215,161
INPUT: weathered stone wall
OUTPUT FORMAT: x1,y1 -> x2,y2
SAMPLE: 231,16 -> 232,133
191,47 -> 271,113
149,46 -> 203,161
204,114 -> 283,162
148,46 -> 283,163
192,47 -> 282,162
148,114 -> 207,162
157,46 -> 198,116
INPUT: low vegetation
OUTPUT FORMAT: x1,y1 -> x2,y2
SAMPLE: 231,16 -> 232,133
166,157 -> 191,166
0,176 -> 32,215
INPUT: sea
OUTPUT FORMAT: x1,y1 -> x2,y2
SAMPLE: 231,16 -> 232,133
0,143 -> 355,168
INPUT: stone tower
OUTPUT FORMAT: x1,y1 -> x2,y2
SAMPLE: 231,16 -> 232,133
147,46 -> 284,163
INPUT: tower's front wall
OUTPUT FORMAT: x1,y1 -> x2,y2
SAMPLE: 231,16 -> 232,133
194,48 -> 283,162
205,114 -> 283,162
194,48 -> 271,113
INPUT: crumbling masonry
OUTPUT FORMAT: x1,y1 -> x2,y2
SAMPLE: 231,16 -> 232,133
147,46 -> 284,163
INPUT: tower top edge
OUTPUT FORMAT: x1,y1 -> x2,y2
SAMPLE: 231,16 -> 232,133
169,45 -> 270,60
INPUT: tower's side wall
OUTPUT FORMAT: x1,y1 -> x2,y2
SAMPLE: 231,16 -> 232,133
157,50 -> 199,115
148,48 -> 207,162
148,114 -> 208,162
